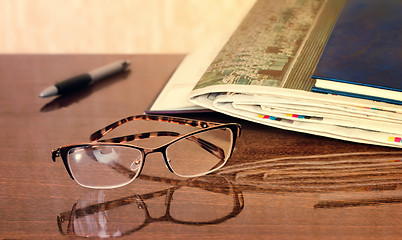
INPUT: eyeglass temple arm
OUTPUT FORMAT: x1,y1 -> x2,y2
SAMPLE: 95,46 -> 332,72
99,131 -> 225,160
97,131 -> 180,143
89,114 -> 220,142
186,135 -> 225,160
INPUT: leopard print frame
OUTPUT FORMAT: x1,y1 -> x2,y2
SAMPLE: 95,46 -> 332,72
90,114 -> 221,142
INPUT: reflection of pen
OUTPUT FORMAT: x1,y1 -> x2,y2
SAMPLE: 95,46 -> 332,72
39,60 -> 130,98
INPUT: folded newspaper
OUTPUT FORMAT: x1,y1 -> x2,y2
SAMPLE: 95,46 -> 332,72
151,0 -> 402,148
190,0 -> 402,148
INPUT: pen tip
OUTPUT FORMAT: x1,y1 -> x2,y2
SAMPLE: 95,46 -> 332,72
39,85 -> 58,98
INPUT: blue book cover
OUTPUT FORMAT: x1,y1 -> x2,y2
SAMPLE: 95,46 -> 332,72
311,86 -> 402,105
311,0 -> 402,102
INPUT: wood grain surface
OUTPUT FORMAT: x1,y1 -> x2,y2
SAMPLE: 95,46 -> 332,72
0,55 -> 401,239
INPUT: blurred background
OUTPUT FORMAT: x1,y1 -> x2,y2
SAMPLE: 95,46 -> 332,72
0,0 -> 255,54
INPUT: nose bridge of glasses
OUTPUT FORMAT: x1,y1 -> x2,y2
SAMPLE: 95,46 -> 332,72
143,148 -> 175,173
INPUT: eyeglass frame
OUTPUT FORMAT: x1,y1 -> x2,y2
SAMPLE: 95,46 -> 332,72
52,114 -> 241,189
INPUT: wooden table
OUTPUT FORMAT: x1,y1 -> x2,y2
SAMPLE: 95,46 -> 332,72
0,55 -> 401,239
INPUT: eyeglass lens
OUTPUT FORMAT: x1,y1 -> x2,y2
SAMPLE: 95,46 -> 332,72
166,127 -> 234,177
67,145 -> 143,189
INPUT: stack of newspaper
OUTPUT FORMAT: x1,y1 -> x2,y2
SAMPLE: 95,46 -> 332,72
149,0 -> 402,148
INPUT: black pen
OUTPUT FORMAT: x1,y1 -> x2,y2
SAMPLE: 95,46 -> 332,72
39,60 -> 130,98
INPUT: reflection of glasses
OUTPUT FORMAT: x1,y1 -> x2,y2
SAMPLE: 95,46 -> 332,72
57,175 -> 244,238
52,115 -> 241,189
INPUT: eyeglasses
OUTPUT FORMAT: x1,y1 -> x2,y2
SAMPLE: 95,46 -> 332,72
52,114 -> 241,189
57,174 -> 244,237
